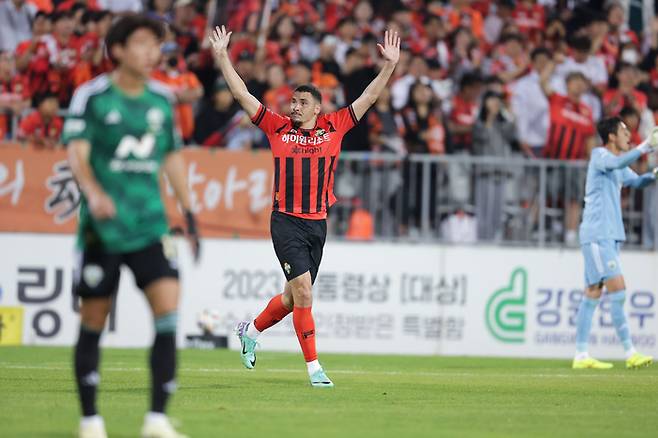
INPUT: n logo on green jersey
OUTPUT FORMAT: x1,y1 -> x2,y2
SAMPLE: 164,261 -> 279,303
115,134 -> 156,159
485,267 -> 527,343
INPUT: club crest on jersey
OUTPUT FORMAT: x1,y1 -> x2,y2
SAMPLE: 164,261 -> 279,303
104,109 -> 122,125
83,264 -> 104,288
146,108 -> 164,133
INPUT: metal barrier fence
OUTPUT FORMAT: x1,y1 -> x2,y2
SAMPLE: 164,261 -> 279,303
332,152 -> 658,250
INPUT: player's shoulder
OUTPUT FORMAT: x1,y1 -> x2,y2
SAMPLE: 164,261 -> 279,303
322,105 -> 358,125
589,147 -> 610,163
69,74 -> 112,115
147,79 -> 177,104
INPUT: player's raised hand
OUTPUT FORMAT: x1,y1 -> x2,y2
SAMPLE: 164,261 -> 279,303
377,30 -> 400,65
209,25 -> 232,58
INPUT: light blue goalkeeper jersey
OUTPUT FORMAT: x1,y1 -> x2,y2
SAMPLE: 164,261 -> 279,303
579,147 -> 655,244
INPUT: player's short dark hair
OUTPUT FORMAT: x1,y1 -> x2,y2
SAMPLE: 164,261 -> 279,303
460,72 -> 482,90
33,91 -> 59,107
51,10 -> 73,23
615,61 -> 636,75
530,47 -> 551,61
569,36 -> 592,53
293,84 -> 322,103
105,14 -> 165,64
619,106 -> 639,120
499,33 -> 523,45
34,11 -> 51,21
566,71 -> 587,84
597,116 -> 623,144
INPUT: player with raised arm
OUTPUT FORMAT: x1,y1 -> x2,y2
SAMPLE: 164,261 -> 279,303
63,15 -> 199,438
209,25 -> 400,387
573,117 -> 657,370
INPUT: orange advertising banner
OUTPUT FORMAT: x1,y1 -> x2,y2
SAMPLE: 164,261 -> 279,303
0,144 -> 273,238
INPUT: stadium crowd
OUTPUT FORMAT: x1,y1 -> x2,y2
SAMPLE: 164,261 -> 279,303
2,0 -> 658,243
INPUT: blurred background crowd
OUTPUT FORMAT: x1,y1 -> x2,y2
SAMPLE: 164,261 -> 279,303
2,0 -> 658,245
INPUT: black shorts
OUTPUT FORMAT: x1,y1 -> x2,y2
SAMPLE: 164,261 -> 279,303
73,237 -> 179,299
270,211 -> 327,284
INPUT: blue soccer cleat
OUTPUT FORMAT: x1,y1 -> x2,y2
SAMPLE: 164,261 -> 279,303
235,321 -> 258,369
309,368 -> 334,388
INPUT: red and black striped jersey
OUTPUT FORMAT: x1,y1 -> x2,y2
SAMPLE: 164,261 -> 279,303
251,104 -> 358,219
544,94 -> 595,160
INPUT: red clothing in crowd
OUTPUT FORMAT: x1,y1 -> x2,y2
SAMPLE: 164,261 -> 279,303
544,94 -> 595,160
0,75 -> 31,138
450,95 -> 479,149
18,111 -> 63,146
602,88 -> 648,116
15,38 -> 51,96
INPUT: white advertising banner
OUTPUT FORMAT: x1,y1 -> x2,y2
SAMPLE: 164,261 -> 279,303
1,233 -> 656,359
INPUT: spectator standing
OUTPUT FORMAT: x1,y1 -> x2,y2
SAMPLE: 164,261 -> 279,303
510,47 -> 551,157
97,0 -> 141,14
472,90 -> 517,241
399,81 -> 445,232
541,67 -> 596,245
146,0 -> 173,23
17,92 -> 62,148
552,36 -> 607,120
15,11 -> 52,96
263,63 -> 292,115
447,72 -> 481,205
0,0 -> 35,53
43,10 -> 79,106
152,40 -> 203,144
0,51 -> 31,139
193,79 -> 240,147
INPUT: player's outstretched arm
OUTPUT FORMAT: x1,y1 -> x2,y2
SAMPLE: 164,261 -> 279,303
67,139 -> 116,220
163,151 -> 201,262
350,30 -> 400,121
209,25 -> 261,119
622,167 -> 657,188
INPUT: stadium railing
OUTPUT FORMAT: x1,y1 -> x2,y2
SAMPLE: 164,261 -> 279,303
333,152 -> 658,250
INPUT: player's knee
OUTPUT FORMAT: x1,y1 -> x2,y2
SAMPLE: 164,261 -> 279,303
154,311 -> 178,334
584,287 -> 602,299
290,283 -> 313,306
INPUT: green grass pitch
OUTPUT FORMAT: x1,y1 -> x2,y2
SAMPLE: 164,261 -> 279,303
1,347 -> 657,437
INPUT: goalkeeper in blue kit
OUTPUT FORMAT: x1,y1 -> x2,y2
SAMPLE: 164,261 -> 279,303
573,117 -> 657,369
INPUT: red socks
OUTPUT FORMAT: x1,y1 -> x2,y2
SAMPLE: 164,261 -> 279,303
293,306 -> 317,362
253,295 -> 318,363
253,293 -> 292,332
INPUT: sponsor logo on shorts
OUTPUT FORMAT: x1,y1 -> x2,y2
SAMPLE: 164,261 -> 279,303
607,260 -> 617,271
83,264 -> 104,288
284,262 -> 291,275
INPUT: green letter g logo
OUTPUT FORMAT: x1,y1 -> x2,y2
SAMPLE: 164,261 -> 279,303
485,268 -> 527,343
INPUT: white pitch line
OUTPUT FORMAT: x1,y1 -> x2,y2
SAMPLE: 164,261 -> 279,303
1,363 -> 654,379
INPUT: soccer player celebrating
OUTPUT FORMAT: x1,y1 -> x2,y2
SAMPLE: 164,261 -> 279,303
573,117 -> 657,370
209,25 -> 400,387
63,15 -> 199,438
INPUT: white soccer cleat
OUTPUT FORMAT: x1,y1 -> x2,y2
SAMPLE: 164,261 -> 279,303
141,414 -> 188,438
78,416 -> 108,438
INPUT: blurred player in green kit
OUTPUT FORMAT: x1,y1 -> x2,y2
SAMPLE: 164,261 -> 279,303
62,15 -> 200,438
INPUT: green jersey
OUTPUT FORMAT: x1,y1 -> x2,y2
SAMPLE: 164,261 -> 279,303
62,74 -> 182,253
